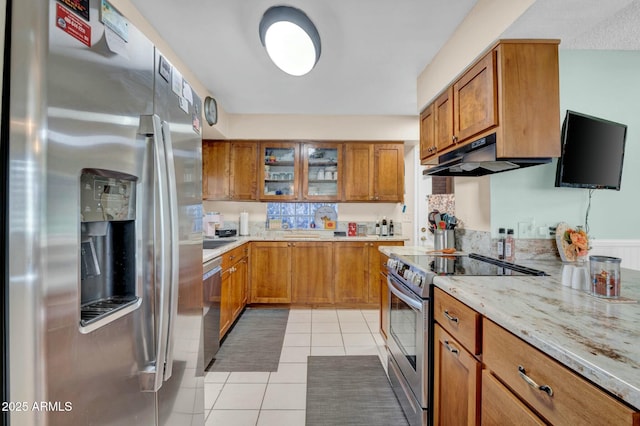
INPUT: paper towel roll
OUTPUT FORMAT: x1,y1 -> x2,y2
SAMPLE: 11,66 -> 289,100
239,212 -> 249,236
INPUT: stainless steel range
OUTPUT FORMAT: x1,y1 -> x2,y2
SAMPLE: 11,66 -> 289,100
385,252 -> 547,426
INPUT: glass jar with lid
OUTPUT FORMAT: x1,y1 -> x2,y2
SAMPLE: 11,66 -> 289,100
590,255 -> 621,298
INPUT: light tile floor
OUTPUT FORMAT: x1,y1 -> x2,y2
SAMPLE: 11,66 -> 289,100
204,308 -> 388,426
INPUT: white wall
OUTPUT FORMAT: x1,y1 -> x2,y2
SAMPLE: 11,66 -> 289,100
454,177 -> 492,232
109,0 -> 422,143
490,50 -> 640,240
222,114 -> 418,141
416,0 -> 534,110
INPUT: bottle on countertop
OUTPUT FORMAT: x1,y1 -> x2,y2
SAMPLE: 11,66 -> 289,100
381,216 -> 388,236
497,227 -> 506,259
375,220 -> 380,236
389,220 -> 394,236
505,229 -> 515,262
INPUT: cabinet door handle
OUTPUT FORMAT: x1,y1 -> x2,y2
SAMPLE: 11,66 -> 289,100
518,365 -> 554,397
443,310 -> 459,323
443,339 -> 459,356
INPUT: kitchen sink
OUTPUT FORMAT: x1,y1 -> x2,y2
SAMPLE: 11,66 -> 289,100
203,239 -> 236,250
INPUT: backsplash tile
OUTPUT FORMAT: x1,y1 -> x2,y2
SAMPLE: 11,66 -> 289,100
457,228 -> 560,260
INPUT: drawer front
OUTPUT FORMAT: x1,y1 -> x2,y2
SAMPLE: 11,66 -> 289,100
433,288 -> 481,355
481,370 -> 545,426
483,319 -> 639,425
221,244 -> 247,270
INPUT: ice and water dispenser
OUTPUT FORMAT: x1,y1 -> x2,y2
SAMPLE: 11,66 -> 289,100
79,170 -> 139,328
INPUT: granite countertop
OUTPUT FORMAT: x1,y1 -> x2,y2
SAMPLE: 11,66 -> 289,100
380,245 -> 640,410
203,234 -> 408,263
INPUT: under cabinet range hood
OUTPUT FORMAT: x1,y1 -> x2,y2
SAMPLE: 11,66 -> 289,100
423,133 -> 552,177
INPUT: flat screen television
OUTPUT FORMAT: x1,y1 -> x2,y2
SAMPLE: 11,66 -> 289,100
555,110 -> 627,190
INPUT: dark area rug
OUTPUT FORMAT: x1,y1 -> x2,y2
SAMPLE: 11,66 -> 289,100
207,308 -> 289,372
306,356 -> 409,426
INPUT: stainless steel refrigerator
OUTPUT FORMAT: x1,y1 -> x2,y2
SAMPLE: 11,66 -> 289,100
2,0 -> 205,424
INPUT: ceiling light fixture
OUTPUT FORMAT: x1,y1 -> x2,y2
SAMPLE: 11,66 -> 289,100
259,5 -> 321,76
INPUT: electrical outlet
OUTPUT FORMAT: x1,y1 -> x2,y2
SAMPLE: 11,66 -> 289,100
517,218 -> 535,238
537,225 -> 555,239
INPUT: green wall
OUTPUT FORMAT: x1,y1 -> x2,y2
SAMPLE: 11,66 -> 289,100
490,49 -> 640,240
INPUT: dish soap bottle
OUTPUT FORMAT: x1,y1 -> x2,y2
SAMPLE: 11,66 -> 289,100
375,220 -> 380,236
505,229 -> 515,262
389,220 -> 394,236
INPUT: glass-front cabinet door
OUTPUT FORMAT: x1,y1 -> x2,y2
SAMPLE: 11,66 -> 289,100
260,142 -> 300,200
302,143 -> 342,201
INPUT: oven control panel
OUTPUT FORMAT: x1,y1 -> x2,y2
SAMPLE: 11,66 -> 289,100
387,258 -> 427,289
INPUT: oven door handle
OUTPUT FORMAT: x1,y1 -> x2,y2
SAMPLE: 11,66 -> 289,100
388,276 -> 424,312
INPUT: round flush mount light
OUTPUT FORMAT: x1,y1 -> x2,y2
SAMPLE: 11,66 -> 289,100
259,5 -> 321,76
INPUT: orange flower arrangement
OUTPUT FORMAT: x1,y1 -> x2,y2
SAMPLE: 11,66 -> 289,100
562,226 -> 590,261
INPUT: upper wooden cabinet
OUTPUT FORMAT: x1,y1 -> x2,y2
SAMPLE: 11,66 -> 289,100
302,142 -> 343,201
230,142 -> 259,200
374,144 -> 405,202
202,140 -> 258,201
453,52 -> 497,143
420,103 -> 436,161
259,141 -> 301,201
204,140 -> 404,202
420,39 -> 560,166
343,143 -> 374,201
435,88 -> 455,153
344,142 -> 404,203
203,141 -> 229,199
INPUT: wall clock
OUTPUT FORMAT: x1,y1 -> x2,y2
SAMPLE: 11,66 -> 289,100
204,96 -> 218,126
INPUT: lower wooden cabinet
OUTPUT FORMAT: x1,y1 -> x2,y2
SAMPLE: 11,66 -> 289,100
379,251 -> 391,340
374,242 -> 403,340
250,242 -> 291,303
231,257 -> 247,319
291,242 -> 334,304
432,324 -> 481,426
220,244 -> 249,338
249,240 -> 403,307
481,370 -> 545,426
220,267 -> 233,338
367,241 -> 403,305
334,242 -> 369,304
432,288 -> 640,426
483,319 -> 640,425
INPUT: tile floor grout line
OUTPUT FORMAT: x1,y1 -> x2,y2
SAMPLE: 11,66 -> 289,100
206,308 -> 383,425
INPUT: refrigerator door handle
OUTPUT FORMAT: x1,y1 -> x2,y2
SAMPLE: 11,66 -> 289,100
160,119 -> 180,382
138,114 -> 172,392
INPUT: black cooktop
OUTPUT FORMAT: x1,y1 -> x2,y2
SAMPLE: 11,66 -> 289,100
399,253 -> 548,277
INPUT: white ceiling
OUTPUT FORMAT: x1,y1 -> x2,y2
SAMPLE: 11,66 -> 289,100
129,0 -> 640,116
